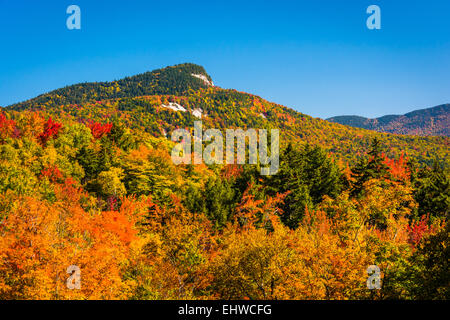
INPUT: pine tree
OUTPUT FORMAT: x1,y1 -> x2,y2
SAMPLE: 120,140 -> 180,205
350,138 -> 389,197
265,143 -> 341,229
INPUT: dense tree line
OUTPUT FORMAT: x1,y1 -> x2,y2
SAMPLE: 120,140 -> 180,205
0,110 -> 448,299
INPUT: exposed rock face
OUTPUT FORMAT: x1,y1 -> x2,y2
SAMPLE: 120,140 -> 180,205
193,108 -> 203,118
191,73 -> 214,87
161,102 -> 187,112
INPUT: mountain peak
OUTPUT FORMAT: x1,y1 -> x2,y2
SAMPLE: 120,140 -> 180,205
151,63 -> 213,85
8,63 -> 214,110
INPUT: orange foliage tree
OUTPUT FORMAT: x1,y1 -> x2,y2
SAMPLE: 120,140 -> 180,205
0,178 -> 142,299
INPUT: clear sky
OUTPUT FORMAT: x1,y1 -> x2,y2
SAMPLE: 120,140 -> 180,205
0,0 -> 449,118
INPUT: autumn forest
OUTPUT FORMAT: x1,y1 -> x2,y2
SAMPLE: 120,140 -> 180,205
0,64 -> 448,300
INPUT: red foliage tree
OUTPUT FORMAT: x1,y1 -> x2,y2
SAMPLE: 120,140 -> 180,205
383,152 -> 410,181
0,113 -> 17,141
89,122 -> 113,139
38,117 -> 62,144
407,215 -> 434,247
40,165 -> 64,183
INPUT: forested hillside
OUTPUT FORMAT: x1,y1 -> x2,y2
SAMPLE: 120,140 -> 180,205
9,63 -> 214,110
6,64 -> 449,166
0,64 -> 448,300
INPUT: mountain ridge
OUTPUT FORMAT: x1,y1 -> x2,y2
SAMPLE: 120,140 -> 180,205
327,104 -> 449,137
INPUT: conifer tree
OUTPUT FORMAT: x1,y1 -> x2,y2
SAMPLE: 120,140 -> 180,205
414,160 -> 449,219
351,138 -> 389,197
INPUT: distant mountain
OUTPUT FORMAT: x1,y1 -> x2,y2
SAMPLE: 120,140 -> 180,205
9,63 -> 214,110
327,104 -> 450,137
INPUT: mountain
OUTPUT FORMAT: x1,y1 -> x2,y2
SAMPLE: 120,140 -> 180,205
327,104 -> 450,137
5,63 -> 449,165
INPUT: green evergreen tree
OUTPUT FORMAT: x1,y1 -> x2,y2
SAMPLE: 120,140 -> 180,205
414,160 -> 450,220
350,138 -> 389,197
265,143 -> 341,229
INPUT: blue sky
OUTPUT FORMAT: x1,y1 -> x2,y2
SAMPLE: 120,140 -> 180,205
0,0 -> 449,118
